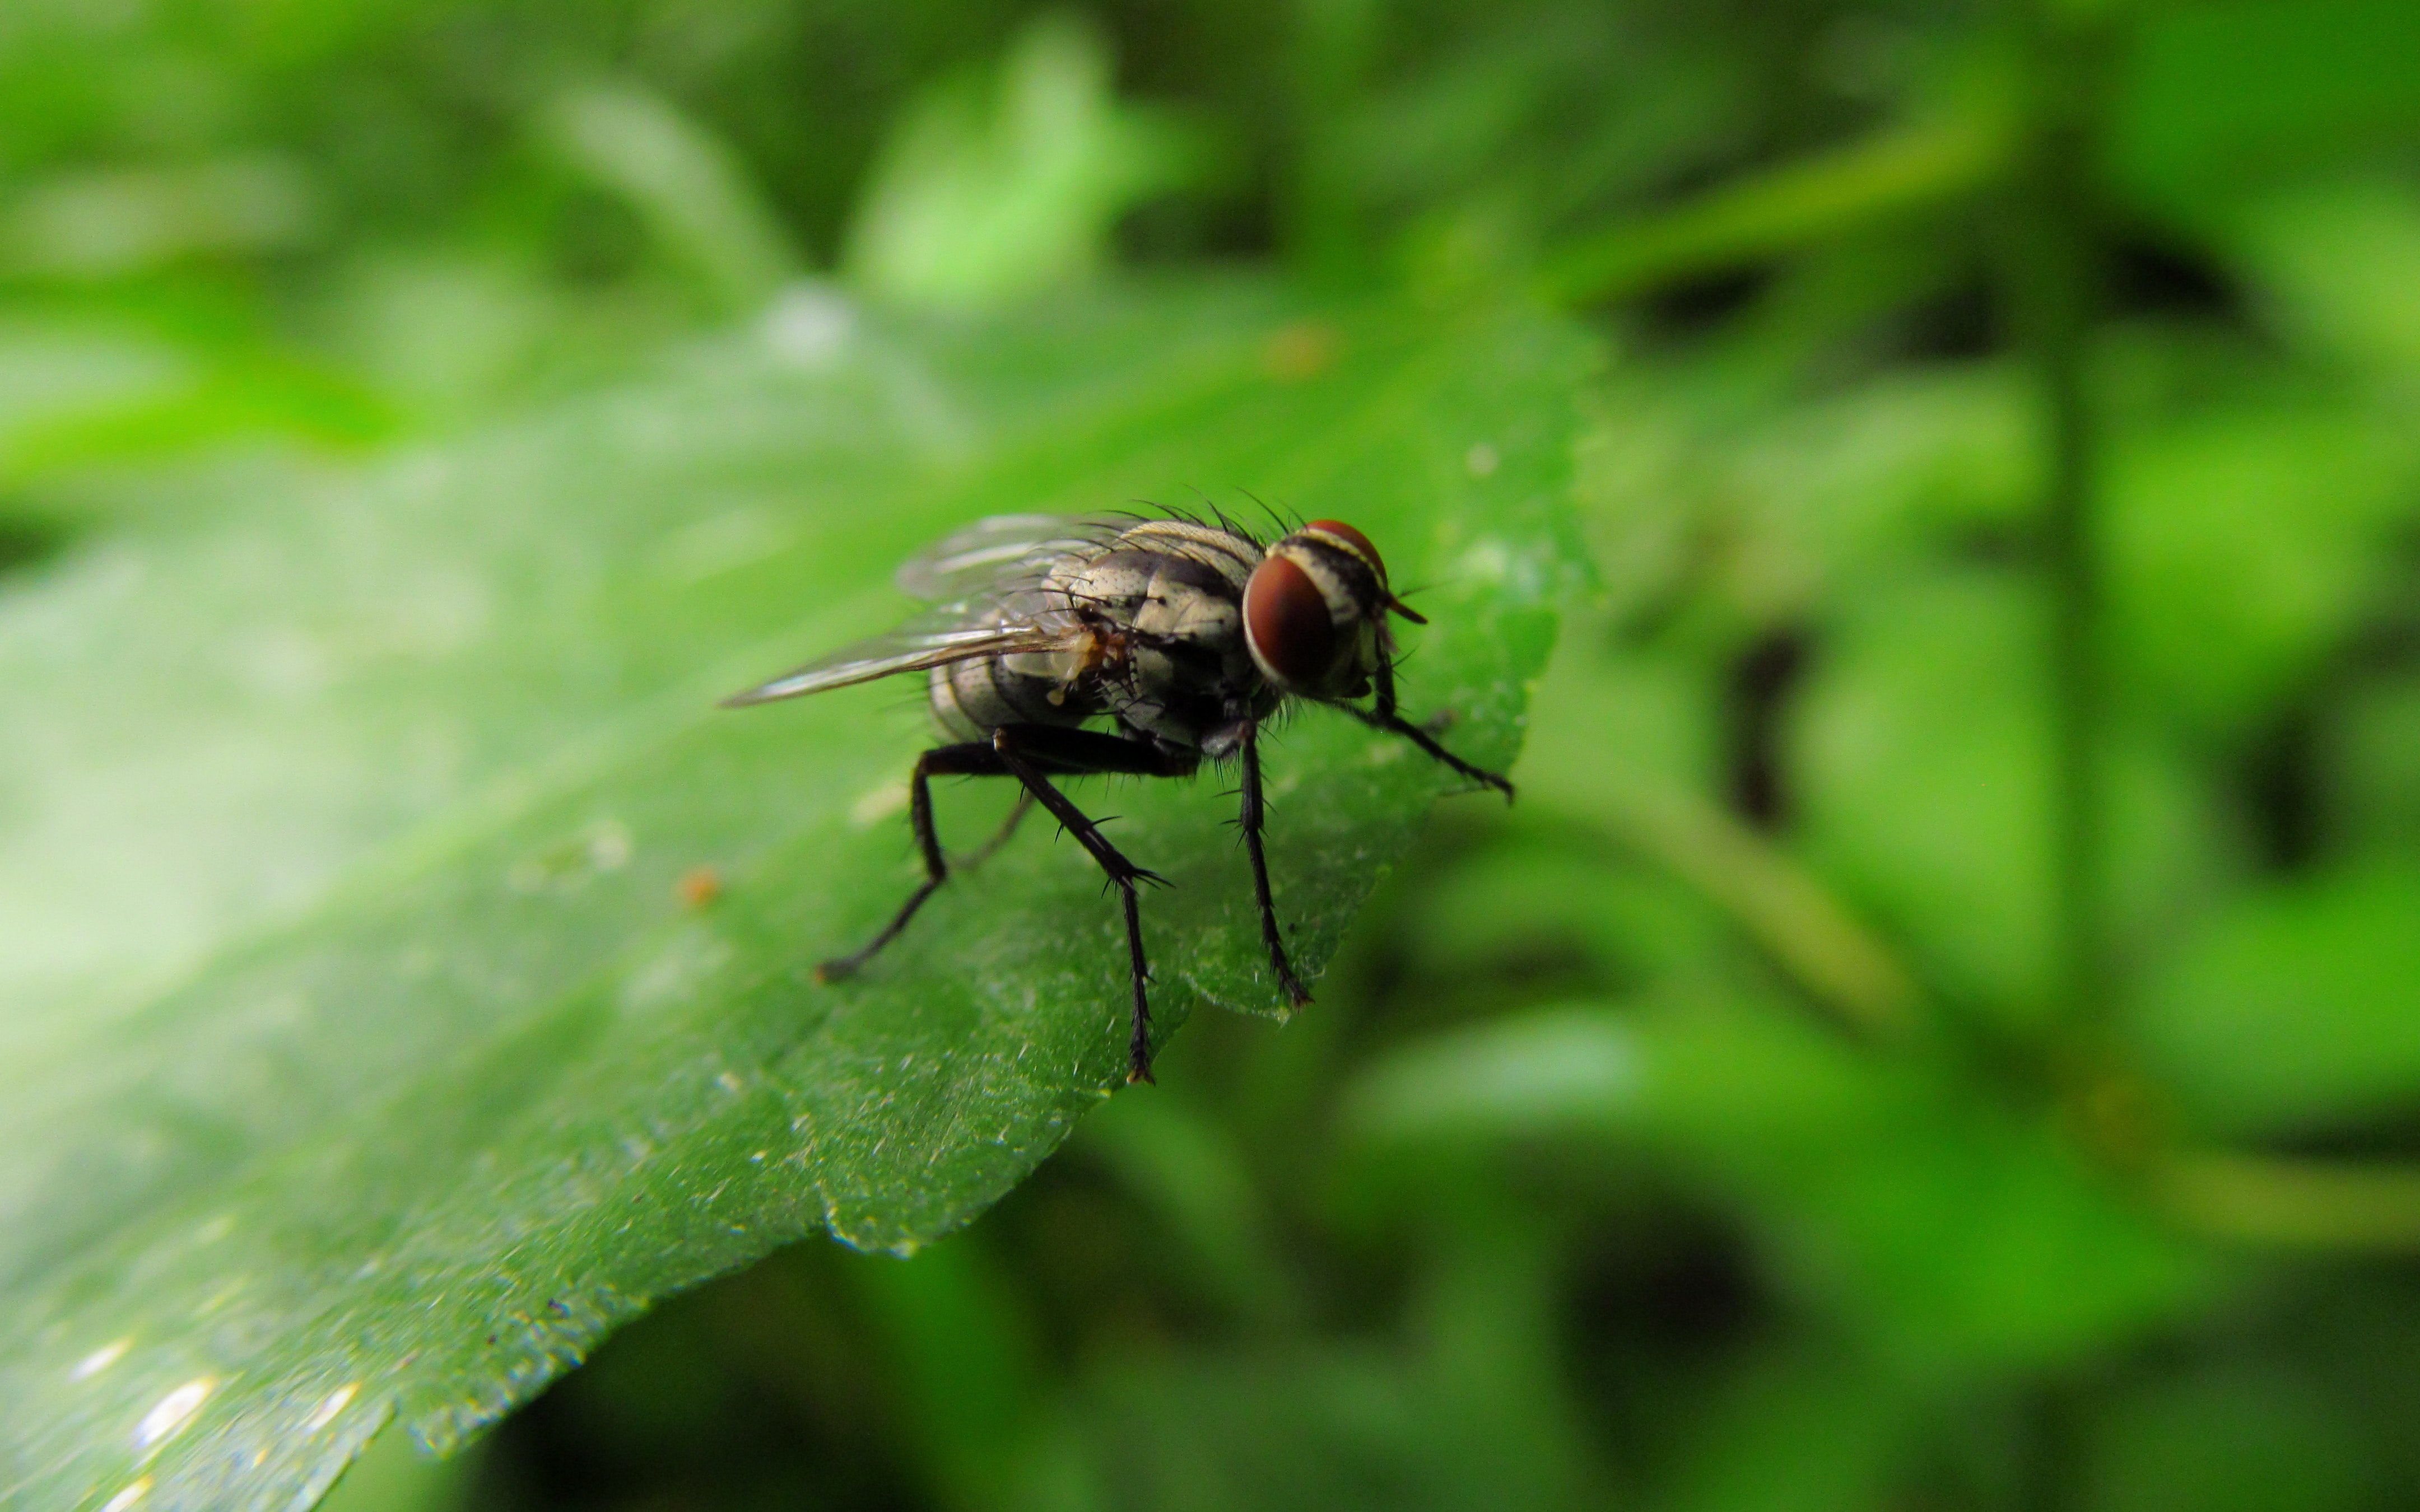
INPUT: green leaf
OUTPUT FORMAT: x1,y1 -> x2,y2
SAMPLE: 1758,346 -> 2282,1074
314,1424 -> 473,1512
0,281 -> 1591,1508
1655,1343 -> 1922,1512
1572,362 -> 2037,636
1343,1002 -> 2211,1373
1538,115 -> 2011,309
2106,405 -> 2417,741
2128,865 -> 2420,1136
1391,838 -> 1728,993
0,317 -> 193,465
1,156 -> 320,281
2226,178 -> 2420,379
2325,670 -> 2420,863
1515,635 -> 1921,1034
2112,0 -> 2420,217
540,81 -> 804,313
1082,1347 -> 1474,1512
2083,1362 -> 2373,1512
1079,1202 -> 1596,1512
1789,569 -> 2227,1023
1073,1090 -> 1303,1332
842,15 -> 1206,311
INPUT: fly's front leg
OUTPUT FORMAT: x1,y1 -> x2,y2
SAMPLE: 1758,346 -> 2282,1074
1349,646 -> 1516,801
816,741 -> 1002,982
988,726 -> 1188,1084
1238,721 -> 1311,1007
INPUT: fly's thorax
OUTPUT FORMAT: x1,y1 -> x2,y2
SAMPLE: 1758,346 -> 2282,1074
1047,521 -> 1259,619
1045,520 -> 1268,750
1112,519 -> 1267,580
1244,524 -> 1393,698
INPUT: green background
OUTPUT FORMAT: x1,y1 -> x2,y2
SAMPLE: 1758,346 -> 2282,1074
3,1 -> 2419,1509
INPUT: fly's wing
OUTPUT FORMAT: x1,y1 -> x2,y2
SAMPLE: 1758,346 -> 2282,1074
892,513 -> 1122,601
719,606 -> 1074,707
725,512 -> 1126,706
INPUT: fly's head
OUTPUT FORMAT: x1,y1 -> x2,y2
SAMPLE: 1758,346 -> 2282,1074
1241,520 -> 1425,701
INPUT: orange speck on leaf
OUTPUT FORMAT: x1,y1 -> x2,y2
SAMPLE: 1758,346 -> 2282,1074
1262,321 -> 1341,382
677,866 -> 723,908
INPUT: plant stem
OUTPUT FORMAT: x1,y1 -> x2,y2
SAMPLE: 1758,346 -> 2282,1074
1550,780 -> 1921,1041
2009,6 -> 2106,1032
2157,1151 -> 2420,1252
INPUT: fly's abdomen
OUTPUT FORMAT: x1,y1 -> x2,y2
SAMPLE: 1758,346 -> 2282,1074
929,652 -> 1097,741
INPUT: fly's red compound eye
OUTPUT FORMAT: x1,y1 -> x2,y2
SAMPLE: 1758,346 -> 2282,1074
1244,553 -> 1337,689
1305,519 -> 1386,585
1304,519 -> 1424,623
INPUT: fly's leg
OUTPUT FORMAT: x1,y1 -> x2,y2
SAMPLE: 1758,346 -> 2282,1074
1344,647 -> 1516,801
1347,705 -> 1511,799
1116,885 -> 1153,1085
988,725 -> 1192,1084
819,724 -> 1189,1086
1238,721 -> 1312,1007
953,788 -> 1034,872
815,741 -> 1003,983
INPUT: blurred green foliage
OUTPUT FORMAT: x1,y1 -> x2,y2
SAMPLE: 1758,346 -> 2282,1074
4,0 -> 2420,1509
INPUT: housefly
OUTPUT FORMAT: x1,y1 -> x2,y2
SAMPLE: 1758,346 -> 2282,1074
723,511 -> 1512,1084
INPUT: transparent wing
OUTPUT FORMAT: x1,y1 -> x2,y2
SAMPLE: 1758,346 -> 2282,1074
892,513 -> 1119,600
720,606 -> 1073,707
726,512 -> 1131,706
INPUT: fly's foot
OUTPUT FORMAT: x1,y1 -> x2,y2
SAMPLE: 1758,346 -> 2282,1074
1272,940 -> 1313,1008
1124,990 -> 1157,1084
1104,861 -> 1171,890
1432,744 -> 1515,803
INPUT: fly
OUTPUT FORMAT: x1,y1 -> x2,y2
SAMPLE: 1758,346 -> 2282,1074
723,510 -> 1512,1084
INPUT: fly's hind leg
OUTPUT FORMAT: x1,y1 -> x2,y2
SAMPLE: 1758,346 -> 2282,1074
821,724 -> 1189,1087
816,741 -> 1004,983
954,788 -> 1035,872
988,725 -> 1195,1084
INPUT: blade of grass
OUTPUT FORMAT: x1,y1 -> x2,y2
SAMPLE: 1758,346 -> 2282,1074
2005,0 -> 2111,1039
1535,115 -> 2013,310
2156,1151 -> 2420,1252
1515,654 -> 1921,1039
